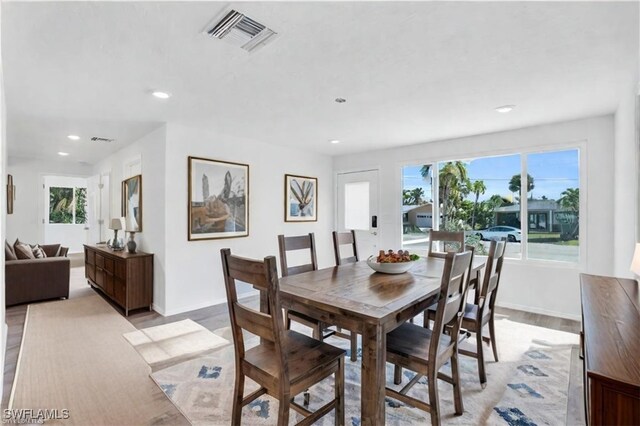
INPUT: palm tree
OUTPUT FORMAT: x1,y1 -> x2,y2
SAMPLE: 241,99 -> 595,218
558,188 -> 579,213
470,180 -> 487,229
508,173 -> 535,201
439,161 -> 468,229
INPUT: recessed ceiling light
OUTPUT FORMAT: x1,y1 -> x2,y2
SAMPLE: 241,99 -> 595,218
152,91 -> 171,99
58,152 -> 69,156
330,140 -> 340,144
495,105 -> 516,113
335,98 -> 346,103
67,134 -> 80,140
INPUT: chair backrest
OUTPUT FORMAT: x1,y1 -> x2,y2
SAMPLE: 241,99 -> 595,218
429,251 -> 473,359
278,233 -> 318,277
332,230 -> 359,266
479,240 -> 506,313
428,230 -> 465,258
220,249 -> 289,382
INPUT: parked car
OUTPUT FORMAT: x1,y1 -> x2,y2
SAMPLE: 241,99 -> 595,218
475,226 -> 521,242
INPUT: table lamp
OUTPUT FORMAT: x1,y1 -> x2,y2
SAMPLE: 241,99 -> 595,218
630,243 -> 640,280
109,217 -> 125,250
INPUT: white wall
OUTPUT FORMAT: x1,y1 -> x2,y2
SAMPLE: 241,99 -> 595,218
613,85 -> 639,277
334,115 -> 615,319
93,125 -> 167,313
6,157 -> 92,246
0,0 -> 6,400
162,123 -> 335,316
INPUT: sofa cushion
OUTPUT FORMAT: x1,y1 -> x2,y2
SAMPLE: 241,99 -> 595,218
5,240 -> 17,261
32,245 -> 48,259
14,240 -> 35,260
42,244 -> 61,258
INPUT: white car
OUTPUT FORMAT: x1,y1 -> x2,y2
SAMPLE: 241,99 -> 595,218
475,226 -> 521,242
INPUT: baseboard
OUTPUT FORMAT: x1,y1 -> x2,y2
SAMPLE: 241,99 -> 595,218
496,301 -> 581,322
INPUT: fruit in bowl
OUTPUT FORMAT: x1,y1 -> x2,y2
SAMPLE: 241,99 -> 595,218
367,250 -> 420,274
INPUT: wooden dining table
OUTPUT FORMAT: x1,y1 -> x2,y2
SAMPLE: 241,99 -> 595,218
277,256 -> 486,425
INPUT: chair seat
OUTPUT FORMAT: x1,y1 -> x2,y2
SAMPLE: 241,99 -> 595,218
244,330 -> 345,395
387,322 -> 451,365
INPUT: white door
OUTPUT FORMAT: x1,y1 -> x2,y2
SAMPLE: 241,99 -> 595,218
336,170 -> 379,259
86,175 -> 101,244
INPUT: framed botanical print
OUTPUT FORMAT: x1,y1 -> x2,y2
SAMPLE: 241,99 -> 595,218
188,156 -> 249,240
285,174 -> 317,222
122,175 -> 142,232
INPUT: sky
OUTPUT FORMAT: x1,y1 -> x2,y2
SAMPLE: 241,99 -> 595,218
403,149 -> 579,202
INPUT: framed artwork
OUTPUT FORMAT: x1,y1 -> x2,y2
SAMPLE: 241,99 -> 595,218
188,156 -> 249,241
122,175 -> 142,232
7,174 -> 14,215
285,174 -> 317,222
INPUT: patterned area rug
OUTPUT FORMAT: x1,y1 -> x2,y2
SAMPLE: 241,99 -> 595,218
151,317 -> 578,425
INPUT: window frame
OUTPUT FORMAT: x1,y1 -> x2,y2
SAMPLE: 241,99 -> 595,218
398,140 -> 586,268
48,185 -> 88,226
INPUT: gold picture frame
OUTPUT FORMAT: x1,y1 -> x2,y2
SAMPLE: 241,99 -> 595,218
122,175 -> 142,232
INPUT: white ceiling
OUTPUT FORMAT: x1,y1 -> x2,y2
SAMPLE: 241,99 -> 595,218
3,1 -> 638,163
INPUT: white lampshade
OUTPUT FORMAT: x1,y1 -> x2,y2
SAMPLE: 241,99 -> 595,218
630,243 -> 640,276
110,217 -> 125,231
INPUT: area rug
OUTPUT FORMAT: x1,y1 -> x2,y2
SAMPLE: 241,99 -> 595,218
123,319 -> 230,371
151,317 -> 579,425
9,294 -> 185,425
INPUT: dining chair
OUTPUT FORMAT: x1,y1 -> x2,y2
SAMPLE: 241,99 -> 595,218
428,230 -> 465,258
221,248 -> 345,425
385,251 -> 473,426
331,230 -> 359,361
332,230 -> 359,266
458,239 -> 506,387
278,233 -> 325,340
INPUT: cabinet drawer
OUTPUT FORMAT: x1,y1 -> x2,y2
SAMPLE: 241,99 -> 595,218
114,278 -> 126,306
104,258 -> 115,274
115,261 -> 126,280
86,249 -> 95,265
95,268 -> 105,288
105,274 -> 114,297
96,254 -> 105,269
86,264 -> 95,282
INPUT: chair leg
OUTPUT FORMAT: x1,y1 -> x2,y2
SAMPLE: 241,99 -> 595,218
476,330 -> 487,388
350,332 -> 357,362
450,351 -> 464,416
427,369 -> 441,426
285,310 -> 292,331
393,365 -> 403,385
313,323 -> 322,341
277,392 -> 291,426
335,357 -> 345,426
423,313 -> 429,329
489,317 -> 499,362
231,373 -> 244,425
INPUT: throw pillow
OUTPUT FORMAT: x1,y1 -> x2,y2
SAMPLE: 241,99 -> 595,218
32,245 -> 47,259
5,240 -> 17,261
14,240 -> 35,260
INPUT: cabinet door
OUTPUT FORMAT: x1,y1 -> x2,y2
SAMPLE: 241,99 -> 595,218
105,273 -> 114,296
85,248 -> 95,265
114,278 -> 126,307
96,254 -> 105,269
86,264 -> 95,282
95,268 -> 105,289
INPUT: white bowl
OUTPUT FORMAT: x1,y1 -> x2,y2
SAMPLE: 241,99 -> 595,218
366,256 -> 416,274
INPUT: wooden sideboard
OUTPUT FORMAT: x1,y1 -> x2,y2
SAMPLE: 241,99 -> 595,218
84,244 -> 153,316
580,274 -> 640,425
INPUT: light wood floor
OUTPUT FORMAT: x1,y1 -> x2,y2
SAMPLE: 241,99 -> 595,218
2,268 -> 585,425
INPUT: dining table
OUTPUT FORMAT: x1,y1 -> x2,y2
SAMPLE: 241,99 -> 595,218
277,256 -> 486,425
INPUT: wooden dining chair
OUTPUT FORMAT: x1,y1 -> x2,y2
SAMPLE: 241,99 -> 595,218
458,239 -> 506,388
428,230 -> 465,258
385,251 -> 472,426
332,230 -> 359,266
221,248 -> 345,425
331,230 -> 359,361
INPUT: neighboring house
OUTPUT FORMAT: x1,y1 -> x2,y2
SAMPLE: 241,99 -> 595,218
494,199 -> 578,234
403,204 -> 433,230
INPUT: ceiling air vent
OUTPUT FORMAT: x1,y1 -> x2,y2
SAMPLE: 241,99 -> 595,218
205,10 -> 277,53
90,136 -> 115,143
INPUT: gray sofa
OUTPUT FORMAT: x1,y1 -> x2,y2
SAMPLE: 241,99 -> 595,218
6,244 -> 70,306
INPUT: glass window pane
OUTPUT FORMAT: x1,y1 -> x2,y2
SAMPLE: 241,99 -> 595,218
526,149 -> 579,262
438,154 -> 522,258
401,164 -> 433,255
75,187 -> 87,224
344,182 -> 369,231
49,187 -> 74,224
